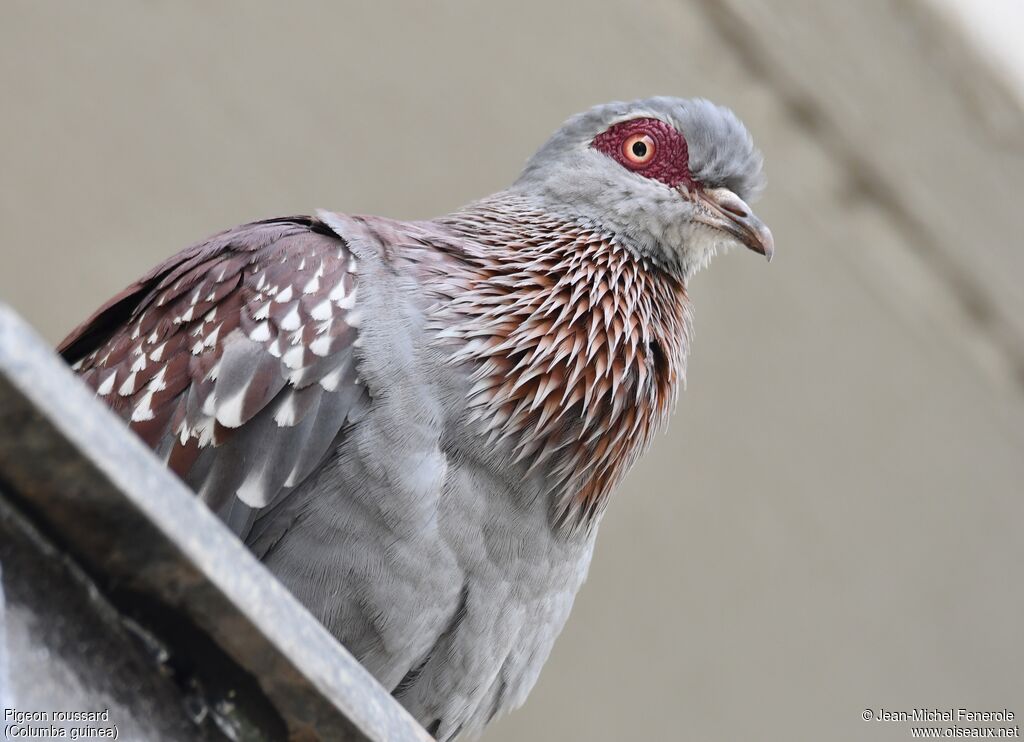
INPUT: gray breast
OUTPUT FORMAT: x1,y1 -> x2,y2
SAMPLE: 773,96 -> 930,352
247,215 -> 597,739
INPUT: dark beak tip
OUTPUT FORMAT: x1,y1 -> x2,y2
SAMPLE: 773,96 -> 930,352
689,186 -> 775,264
704,188 -> 774,266
749,225 -> 775,263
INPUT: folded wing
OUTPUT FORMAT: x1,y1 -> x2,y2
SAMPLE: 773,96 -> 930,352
59,216 -> 369,536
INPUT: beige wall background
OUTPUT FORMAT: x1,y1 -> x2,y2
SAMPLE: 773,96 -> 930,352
2,2 -> 1022,740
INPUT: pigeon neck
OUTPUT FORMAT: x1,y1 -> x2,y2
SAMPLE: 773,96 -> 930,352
447,191 -> 689,280
428,193 -> 691,533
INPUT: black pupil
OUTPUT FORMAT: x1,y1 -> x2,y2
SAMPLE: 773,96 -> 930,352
631,140 -> 648,158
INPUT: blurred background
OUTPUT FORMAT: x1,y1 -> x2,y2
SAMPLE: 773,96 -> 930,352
2,2 -> 1022,740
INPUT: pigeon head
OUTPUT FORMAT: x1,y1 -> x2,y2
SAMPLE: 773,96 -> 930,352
513,97 -> 772,277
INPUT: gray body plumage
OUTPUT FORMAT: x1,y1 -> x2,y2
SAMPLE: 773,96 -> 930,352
59,97 -> 771,740
247,214 -> 594,738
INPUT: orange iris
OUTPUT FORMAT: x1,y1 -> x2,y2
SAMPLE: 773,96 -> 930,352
622,133 -> 656,165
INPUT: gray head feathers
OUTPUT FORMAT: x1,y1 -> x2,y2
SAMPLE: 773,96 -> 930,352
518,97 -> 765,203
509,97 -> 768,277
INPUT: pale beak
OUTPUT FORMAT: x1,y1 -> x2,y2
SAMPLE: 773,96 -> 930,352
685,186 -> 774,261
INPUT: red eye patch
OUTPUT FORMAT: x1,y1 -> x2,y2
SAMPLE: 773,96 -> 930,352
592,117 -> 694,189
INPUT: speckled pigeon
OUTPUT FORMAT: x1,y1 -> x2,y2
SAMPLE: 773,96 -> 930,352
58,97 -> 771,740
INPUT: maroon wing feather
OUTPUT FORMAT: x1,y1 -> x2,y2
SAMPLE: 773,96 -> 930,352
60,216 -> 368,527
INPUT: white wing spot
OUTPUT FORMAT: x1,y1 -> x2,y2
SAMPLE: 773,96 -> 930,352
118,372 -> 138,396
282,345 -> 305,370
280,305 -> 302,331
148,366 -> 167,392
195,419 -> 215,447
202,392 -> 217,417
310,299 -> 333,321
309,335 -> 331,357
249,322 -> 272,342
131,390 -> 156,422
204,325 -> 221,348
274,285 -> 294,303
328,281 -> 347,302
320,365 -> 344,391
235,474 -> 271,508
97,370 -> 117,396
216,389 -> 247,428
273,393 -> 300,426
